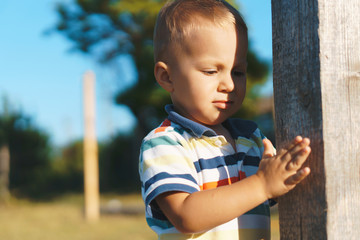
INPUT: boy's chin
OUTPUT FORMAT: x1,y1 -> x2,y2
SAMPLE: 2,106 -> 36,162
202,116 -> 231,126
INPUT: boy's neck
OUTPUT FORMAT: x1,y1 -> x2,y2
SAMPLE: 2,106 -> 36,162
209,123 -> 236,151
207,123 -> 227,136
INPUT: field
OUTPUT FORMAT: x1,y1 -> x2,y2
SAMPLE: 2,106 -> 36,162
0,194 -> 279,240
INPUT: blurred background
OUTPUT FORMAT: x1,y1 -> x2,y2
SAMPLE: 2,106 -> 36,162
0,0 -> 277,239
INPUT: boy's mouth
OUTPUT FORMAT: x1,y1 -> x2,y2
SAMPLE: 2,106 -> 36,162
213,100 -> 234,109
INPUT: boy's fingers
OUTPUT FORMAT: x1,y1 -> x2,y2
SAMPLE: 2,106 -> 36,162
277,136 -> 303,159
281,137 -> 310,163
262,139 -> 275,158
285,167 -> 311,185
286,146 -> 311,171
287,138 -> 310,157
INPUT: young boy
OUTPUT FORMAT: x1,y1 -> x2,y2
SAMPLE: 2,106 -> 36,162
139,0 -> 311,239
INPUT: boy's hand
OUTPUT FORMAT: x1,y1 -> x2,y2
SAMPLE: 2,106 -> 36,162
256,136 -> 311,199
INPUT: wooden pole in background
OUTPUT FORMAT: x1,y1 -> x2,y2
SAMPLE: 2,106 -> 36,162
272,0 -> 360,239
83,71 -> 100,221
0,145 -> 10,203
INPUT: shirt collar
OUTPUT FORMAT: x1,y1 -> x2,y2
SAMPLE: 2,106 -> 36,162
165,104 -> 258,139
165,104 -> 216,138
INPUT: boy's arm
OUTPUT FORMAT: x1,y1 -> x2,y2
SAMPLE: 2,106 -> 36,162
156,136 -> 311,234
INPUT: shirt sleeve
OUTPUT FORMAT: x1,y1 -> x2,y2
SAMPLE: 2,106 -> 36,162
139,131 -> 200,210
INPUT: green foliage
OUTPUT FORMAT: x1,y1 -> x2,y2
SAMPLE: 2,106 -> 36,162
99,134 -> 140,192
50,140 -> 84,194
0,98 -> 86,198
0,96 -> 140,197
48,134 -> 141,194
0,102 -> 52,198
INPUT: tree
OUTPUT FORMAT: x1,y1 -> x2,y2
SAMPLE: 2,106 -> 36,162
54,0 -> 270,138
99,134 -> 140,192
51,140 -> 84,193
0,98 -> 52,198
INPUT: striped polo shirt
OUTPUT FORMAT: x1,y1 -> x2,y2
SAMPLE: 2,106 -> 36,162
139,105 -> 271,240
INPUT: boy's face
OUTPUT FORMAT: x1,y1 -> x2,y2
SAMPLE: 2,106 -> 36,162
167,19 -> 247,127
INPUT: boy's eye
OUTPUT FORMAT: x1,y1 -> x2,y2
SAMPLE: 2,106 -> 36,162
203,70 -> 218,75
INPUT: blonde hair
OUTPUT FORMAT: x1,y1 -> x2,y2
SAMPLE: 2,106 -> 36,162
153,0 -> 247,62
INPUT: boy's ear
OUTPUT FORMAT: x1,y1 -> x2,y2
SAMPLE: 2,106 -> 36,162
154,61 -> 174,92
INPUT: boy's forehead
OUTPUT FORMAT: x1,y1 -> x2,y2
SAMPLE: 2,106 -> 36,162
177,16 -> 246,44
180,18 -> 247,49
168,21 -> 248,64
180,14 -> 245,37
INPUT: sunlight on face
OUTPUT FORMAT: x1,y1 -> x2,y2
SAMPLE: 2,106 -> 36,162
168,18 -> 248,128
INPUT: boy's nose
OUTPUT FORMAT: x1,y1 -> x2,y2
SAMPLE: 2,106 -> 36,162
218,74 -> 235,92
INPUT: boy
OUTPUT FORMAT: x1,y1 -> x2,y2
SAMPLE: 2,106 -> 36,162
139,0 -> 311,239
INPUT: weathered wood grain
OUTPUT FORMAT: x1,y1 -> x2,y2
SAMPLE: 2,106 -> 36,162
272,0 -> 360,239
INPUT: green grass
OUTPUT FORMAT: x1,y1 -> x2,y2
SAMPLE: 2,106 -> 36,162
0,194 -> 156,240
0,194 -> 279,240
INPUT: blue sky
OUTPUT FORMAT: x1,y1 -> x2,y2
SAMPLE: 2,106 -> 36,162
0,0 -> 272,146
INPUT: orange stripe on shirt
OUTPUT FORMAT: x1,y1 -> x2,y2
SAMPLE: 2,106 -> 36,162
200,176 -> 240,190
155,119 -> 171,133
200,172 -> 247,191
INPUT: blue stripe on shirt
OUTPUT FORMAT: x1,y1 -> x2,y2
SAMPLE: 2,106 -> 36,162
145,183 -> 199,206
144,172 -> 197,193
141,135 -> 180,152
243,155 -> 261,166
193,153 -> 260,172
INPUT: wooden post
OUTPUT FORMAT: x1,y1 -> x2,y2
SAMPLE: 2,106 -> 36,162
83,71 -> 100,221
0,145 -> 10,202
272,0 -> 360,239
